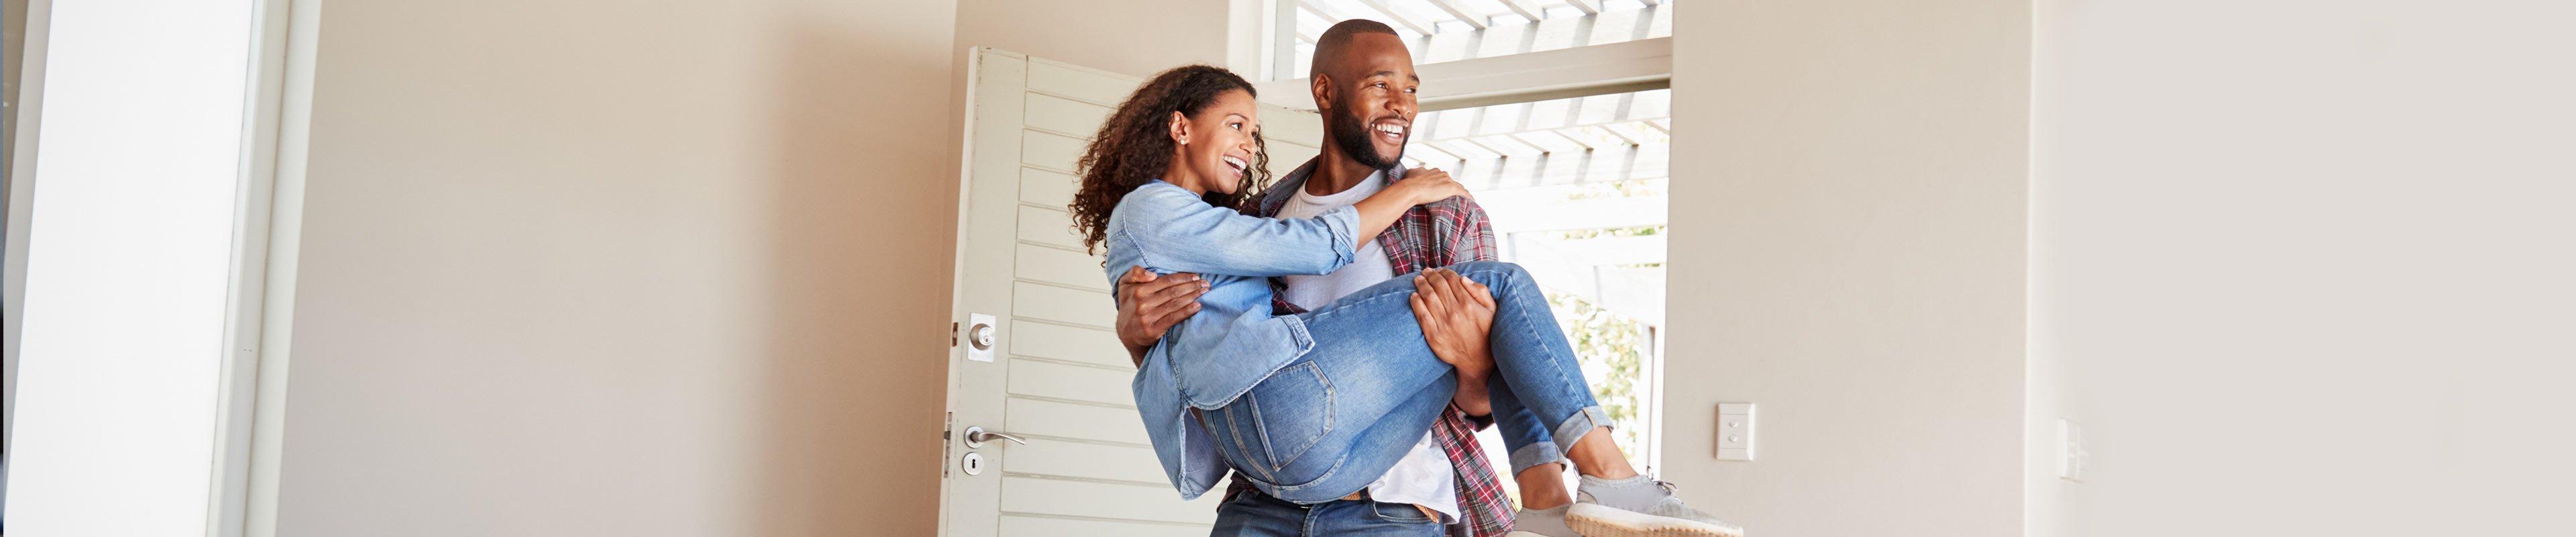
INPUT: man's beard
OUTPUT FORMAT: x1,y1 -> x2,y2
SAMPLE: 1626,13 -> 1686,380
1328,107 -> 1402,170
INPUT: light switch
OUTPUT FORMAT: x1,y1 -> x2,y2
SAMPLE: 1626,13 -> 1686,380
1716,403 -> 1755,461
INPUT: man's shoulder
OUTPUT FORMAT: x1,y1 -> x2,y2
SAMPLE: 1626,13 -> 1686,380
1415,195 -> 1491,224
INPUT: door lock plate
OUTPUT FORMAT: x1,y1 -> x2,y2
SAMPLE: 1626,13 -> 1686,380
965,313 -> 998,362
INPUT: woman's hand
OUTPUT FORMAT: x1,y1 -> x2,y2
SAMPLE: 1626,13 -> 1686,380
1389,168 -> 1471,205
1115,266 -> 1206,367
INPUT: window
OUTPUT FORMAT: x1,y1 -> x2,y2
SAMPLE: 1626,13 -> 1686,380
1279,0 -> 1674,80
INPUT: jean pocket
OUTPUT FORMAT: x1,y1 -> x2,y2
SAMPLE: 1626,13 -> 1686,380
1248,362 -> 1333,473
1368,501 -> 1438,524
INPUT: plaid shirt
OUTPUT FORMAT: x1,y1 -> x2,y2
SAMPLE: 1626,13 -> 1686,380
1218,158 -> 1513,536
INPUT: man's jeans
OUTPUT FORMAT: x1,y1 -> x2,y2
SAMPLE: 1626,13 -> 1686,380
1197,260 -> 1612,503
1210,489 -> 1444,536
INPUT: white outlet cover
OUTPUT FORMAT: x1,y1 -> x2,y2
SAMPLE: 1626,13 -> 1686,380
1716,403 -> 1755,461
2057,418 -> 2086,481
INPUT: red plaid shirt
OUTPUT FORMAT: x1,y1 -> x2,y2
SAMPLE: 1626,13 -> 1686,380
1219,159 -> 1513,536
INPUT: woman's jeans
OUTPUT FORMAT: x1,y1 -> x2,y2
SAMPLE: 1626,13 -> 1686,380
1197,260 -> 1611,503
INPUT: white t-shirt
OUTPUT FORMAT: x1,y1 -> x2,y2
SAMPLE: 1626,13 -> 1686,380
1275,170 -> 1458,523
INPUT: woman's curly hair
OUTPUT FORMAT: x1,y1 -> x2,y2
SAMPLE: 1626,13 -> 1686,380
1069,64 -> 1271,255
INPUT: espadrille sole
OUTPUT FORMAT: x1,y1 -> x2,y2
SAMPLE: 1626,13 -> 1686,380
1564,503 -> 1745,537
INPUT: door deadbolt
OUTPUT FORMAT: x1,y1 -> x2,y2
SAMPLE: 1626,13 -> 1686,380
965,313 -> 997,362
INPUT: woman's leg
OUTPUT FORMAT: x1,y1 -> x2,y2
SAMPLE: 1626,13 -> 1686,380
1198,274 -> 1460,501
1489,379 -> 1580,510
1201,364 -> 1454,502
1436,260 -> 1635,479
1230,262 -> 1633,489
1437,262 -> 1740,536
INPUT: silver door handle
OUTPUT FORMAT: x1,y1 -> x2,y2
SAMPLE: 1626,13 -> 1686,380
963,426 -> 1028,448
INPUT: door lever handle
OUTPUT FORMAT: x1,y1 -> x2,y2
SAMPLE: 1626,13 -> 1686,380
963,426 -> 1028,448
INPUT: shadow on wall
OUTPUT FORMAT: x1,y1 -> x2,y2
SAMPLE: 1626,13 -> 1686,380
749,17 -> 959,536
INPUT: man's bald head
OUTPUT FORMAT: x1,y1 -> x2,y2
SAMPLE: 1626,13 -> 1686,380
1307,19 -> 1418,171
1309,19 -> 1402,79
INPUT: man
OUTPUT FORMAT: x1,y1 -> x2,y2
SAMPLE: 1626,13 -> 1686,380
1115,19 -> 1583,537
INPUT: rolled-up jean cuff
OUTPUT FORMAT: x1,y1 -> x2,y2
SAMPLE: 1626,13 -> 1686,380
1509,442 -> 1564,474
1549,405 -> 1612,452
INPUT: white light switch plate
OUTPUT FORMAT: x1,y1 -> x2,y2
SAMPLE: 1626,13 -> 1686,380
1716,403 -> 1755,461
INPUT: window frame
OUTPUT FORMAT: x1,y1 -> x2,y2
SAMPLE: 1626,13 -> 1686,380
1226,0 -> 1678,475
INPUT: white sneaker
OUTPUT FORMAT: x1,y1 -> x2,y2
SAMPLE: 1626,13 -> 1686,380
1504,504 -> 1578,537
1564,476 -> 1744,537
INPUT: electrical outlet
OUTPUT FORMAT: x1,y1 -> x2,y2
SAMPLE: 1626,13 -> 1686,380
2057,418 -> 2086,481
1716,403 -> 1755,461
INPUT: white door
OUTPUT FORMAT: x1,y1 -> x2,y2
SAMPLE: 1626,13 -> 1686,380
936,49 -> 1324,537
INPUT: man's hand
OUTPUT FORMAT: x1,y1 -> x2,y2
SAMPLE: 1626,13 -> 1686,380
1411,268 -> 1498,416
1115,266 -> 1206,367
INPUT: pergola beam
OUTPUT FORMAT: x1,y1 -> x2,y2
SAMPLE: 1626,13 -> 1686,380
1495,0 -> 1550,23
1354,0 -> 1440,36
1426,0 -> 1491,29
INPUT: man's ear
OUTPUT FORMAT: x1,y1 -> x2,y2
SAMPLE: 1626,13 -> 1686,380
1309,74 -> 1335,113
1168,110 -> 1190,146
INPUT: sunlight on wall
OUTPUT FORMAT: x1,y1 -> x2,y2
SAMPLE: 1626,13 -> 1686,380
3,0 -> 256,533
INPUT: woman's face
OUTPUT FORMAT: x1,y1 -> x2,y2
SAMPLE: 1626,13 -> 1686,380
1172,89 -> 1260,195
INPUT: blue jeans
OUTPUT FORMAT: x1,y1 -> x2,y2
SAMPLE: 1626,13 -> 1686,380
1210,489 -> 1444,536
1198,261 -> 1610,503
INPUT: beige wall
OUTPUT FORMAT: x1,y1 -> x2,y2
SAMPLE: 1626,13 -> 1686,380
1660,1 -> 2030,536
2028,1 -> 2576,535
950,0 -> 1229,80
273,0 -> 961,534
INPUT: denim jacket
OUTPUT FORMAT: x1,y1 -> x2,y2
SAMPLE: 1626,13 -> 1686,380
1104,180 -> 1363,499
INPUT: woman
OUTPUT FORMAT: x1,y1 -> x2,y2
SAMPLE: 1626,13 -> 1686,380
1071,65 -> 1739,537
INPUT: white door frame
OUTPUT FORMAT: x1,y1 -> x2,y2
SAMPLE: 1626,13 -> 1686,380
219,0 -> 322,535
1251,37 -> 1673,113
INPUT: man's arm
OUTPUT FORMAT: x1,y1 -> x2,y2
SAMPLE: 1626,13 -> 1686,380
1113,266 -> 1205,367
1409,195 -> 1504,416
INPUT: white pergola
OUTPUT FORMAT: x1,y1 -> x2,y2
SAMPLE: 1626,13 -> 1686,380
1248,0 -> 1678,476
1254,0 -> 1677,327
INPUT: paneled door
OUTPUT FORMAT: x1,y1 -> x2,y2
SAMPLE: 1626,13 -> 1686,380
935,48 -> 1324,537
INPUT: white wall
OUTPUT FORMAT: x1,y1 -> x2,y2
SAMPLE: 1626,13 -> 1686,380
268,1 -> 1234,534
1662,1 -> 2031,536
272,1 -> 961,534
2028,1 -> 2576,535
